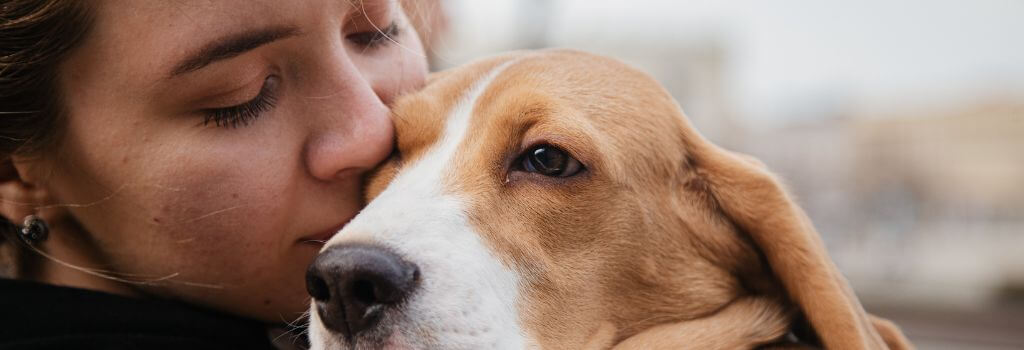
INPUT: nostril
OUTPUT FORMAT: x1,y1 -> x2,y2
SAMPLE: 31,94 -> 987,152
351,279 -> 377,305
306,272 -> 331,302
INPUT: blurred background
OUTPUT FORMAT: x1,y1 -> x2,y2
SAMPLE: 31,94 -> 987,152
411,0 -> 1024,348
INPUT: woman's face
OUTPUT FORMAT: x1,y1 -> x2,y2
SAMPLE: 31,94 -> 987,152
35,0 -> 426,321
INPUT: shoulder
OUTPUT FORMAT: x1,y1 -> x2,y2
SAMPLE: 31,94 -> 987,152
0,279 -> 279,350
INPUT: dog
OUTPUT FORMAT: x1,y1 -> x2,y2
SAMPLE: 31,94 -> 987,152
304,49 -> 912,349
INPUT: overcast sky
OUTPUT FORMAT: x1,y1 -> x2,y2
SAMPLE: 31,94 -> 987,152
442,0 -> 1024,123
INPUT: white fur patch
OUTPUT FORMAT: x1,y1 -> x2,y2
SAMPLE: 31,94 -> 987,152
309,60 -> 531,350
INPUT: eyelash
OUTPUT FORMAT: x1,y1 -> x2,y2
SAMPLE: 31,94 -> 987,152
346,22 -> 400,49
201,76 -> 278,128
197,23 -> 398,129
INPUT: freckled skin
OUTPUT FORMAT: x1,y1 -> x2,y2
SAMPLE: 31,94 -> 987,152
8,0 -> 427,323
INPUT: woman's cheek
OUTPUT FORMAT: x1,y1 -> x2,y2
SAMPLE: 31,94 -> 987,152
104,136 -> 299,283
152,161 -> 292,250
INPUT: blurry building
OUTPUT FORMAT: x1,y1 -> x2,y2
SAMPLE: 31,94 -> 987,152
745,102 -> 1024,308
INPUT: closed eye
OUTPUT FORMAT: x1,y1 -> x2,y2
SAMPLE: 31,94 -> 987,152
200,75 -> 279,128
346,22 -> 400,49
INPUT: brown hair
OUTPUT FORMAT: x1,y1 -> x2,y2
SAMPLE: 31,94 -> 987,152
1,0 -> 94,276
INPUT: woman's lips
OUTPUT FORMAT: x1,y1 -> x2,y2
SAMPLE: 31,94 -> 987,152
300,219 -> 351,246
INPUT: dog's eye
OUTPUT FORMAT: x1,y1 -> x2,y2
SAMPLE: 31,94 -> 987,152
519,145 -> 584,177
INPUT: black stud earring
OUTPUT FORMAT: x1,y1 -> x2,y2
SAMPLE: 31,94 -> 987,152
19,215 -> 49,245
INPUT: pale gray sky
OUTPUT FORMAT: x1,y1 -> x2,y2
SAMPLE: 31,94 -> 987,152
441,0 -> 1024,123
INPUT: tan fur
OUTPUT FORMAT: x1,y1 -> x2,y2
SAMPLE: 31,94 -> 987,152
374,49 -> 913,349
609,296 -> 792,350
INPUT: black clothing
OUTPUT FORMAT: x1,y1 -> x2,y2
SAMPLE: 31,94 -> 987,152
0,278 -> 278,350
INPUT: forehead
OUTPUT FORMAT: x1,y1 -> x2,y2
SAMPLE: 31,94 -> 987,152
78,2 -> 296,79
389,55 -> 513,162
69,0 -> 393,91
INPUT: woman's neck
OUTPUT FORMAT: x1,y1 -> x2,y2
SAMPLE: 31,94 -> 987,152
26,221 -> 144,298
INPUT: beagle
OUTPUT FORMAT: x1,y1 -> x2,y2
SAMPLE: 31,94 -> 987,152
305,50 -> 913,350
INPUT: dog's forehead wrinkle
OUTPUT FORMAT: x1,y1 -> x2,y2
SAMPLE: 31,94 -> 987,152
402,59 -> 522,188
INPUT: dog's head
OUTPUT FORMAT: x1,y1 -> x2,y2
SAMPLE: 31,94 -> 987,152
306,50 -> 899,349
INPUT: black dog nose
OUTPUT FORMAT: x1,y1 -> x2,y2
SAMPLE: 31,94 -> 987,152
306,244 -> 420,339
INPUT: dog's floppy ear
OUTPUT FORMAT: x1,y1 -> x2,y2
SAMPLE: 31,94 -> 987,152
684,134 -> 908,349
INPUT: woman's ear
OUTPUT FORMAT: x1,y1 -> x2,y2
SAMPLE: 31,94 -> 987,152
0,157 -> 56,224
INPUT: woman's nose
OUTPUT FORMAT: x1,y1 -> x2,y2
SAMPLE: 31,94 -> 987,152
302,53 -> 395,182
304,104 -> 394,181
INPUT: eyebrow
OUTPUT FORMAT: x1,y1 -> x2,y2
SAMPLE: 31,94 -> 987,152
168,26 -> 300,78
